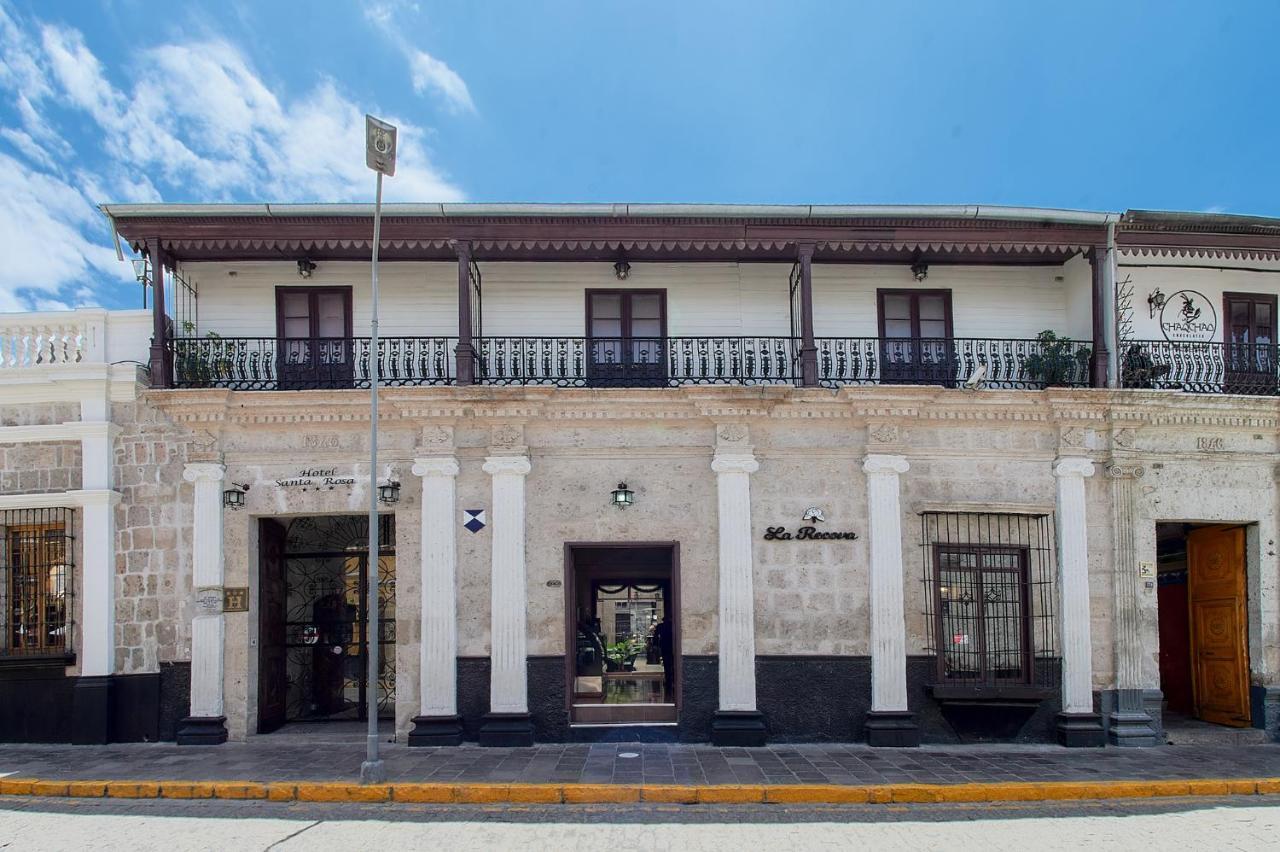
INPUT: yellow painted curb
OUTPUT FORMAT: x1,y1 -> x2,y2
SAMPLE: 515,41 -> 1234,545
2,777 -> 1279,805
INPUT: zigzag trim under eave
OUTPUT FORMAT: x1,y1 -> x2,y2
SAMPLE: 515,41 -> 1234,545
1119,246 -> 1280,262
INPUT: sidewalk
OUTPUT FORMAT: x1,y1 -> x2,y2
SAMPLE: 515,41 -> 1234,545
2,739 -> 1278,804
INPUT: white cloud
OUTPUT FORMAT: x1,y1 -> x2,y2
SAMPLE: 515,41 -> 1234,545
0,3 -> 465,309
363,2 -> 476,114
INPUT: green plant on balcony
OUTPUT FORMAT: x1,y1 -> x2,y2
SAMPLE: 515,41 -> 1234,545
1119,343 -> 1172,389
1024,330 -> 1091,388
175,329 -> 236,386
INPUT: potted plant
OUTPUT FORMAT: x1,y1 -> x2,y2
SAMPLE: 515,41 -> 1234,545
1024,330 -> 1091,388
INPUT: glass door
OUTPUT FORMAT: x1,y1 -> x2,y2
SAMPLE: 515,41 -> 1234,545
276,287 -> 353,389
586,290 -> 667,386
878,290 -> 953,385
1223,293 -> 1277,394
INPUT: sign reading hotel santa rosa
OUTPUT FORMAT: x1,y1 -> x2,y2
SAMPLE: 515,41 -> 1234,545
276,467 -> 358,490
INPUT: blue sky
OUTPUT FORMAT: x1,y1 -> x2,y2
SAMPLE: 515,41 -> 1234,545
1,0 -> 1277,310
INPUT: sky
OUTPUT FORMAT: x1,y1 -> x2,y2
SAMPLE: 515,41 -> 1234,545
1,0 -> 1278,311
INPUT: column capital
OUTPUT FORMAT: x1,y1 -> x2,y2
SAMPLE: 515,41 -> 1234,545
711,453 -> 759,475
483,456 -> 531,477
412,456 -> 460,478
1105,462 -> 1145,480
1053,457 -> 1096,479
183,462 -> 226,484
863,453 -> 909,476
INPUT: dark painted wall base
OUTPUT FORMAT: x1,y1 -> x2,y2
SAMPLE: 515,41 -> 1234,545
0,660 -> 189,744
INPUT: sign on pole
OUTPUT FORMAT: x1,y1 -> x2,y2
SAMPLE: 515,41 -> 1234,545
365,115 -> 397,176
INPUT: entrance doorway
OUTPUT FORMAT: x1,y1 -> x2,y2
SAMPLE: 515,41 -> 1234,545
258,515 -> 396,734
1156,523 -> 1252,730
565,543 -> 678,726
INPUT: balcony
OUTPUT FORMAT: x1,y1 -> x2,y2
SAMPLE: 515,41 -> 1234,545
168,334 -> 1095,391
1119,340 -> 1279,396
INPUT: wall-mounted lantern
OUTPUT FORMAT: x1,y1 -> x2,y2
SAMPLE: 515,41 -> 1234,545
297,259 -> 317,279
132,257 -> 149,308
378,480 -> 401,505
223,483 -> 249,510
1148,287 -> 1167,319
613,260 -> 631,281
910,256 -> 929,282
611,481 -> 635,508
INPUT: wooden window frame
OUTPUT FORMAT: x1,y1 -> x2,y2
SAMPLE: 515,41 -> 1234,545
584,289 -> 668,341
1222,291 -> 1278,345
876,288 -> 954,340
930,543 -> 1033,685
274,286 -> 354,341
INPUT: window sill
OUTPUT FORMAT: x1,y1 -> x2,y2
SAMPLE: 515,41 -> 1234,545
0,652 -> 76,672
928,683 -> 1050,704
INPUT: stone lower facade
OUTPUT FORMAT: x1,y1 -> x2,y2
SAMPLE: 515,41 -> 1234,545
4,384 -> 1280,746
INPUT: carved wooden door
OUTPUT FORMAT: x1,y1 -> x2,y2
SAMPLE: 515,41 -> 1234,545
1187,525 -> 1251,727
257,518 -> 289,733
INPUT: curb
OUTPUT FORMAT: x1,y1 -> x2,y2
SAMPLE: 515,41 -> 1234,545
2,777 -> 1280,805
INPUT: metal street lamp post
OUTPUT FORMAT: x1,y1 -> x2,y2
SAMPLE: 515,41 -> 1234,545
360,114 -> 397,785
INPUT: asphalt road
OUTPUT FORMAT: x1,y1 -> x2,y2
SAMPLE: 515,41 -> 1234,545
0,796 -> 1278,850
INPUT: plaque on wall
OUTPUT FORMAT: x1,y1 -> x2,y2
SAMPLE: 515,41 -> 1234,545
223,587 -> 249,613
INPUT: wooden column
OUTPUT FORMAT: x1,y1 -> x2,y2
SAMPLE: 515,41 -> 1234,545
147,239 -> 171,388
797,243 -> 819,387
1089,246 -> 1110,389
454,241 -> 475,385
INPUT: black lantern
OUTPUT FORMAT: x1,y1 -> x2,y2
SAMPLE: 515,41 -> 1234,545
910,257 -> 929,282
378,480 -> 401,504
297,259 -> 316,279
613,260 -> 631,281
222,483 -> 248,510
611,482 -> 634,508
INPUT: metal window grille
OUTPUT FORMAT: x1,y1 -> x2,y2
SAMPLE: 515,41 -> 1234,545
920,512 -> 1057,688
169,263 -> 199,339
1,508 -> 74,657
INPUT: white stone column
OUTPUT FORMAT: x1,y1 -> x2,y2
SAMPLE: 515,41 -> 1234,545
479,455 -> 534,745
178,462 -> 228,744
709,451 -> 767,745
1053,456 -> 1105,746
408,456 -> 463,746
862,454 -> 919,746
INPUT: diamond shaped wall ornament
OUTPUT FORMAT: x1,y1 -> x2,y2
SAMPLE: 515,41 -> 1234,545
463,509 -> 486,533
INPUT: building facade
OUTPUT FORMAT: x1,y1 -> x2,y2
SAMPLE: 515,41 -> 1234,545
1,204 -> 1278,748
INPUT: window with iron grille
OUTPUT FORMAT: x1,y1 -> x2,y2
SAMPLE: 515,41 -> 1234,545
921,512 -> 1057,689
1,508 -> 74,657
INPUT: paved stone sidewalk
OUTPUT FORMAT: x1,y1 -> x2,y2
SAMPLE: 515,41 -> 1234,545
1,740 -> 1277,786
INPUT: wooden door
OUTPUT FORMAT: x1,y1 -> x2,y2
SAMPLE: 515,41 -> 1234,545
1223,293 -> 1277,394
1187,526 -> 1251,727
257,519 -> 289,733
878,289 -> 954,385
276,287 -> 353,389
586,290 -> 667,386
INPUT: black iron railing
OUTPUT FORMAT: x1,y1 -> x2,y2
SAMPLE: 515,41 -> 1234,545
474,336 -> 800,387
170,334 -> 1102,391
817,337 -> 1093,389
171,337 -> 456,389
1119,340 -> 1279,395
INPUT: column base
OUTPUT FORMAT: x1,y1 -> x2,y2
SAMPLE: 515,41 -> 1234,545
71,676 -> 114,745
408,714 -> 465,747
477,712 -> 534,747
1107,689 -> 1160,747
176,715 -> 228,745
1056,712 -> 1106,748
864,710 -> 921,748
710,710 -> 767,747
